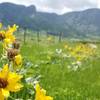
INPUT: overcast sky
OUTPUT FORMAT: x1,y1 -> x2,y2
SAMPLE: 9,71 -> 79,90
0,0 -> 100,14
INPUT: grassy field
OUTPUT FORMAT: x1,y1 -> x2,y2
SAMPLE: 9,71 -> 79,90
0,33 -> 100,100
17,36 -> 100,100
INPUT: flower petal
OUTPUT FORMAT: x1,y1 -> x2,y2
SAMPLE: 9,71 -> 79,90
0,90 -> 4,100
7,72 -> 23,83
1,89 -> 10,98
0,64 -> 9,79
7,83 -> 23,92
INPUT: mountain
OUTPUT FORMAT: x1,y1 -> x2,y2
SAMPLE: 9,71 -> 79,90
62,9 -> 100,37
0,2 -> 100,38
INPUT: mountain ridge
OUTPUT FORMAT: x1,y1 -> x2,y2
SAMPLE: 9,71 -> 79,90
0,2 -> 100,38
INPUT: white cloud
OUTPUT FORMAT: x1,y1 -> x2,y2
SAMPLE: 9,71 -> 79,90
97,0 -> 100,8
0,0 -> 100,14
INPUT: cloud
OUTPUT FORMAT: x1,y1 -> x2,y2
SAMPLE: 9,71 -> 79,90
0,0 -> 100,14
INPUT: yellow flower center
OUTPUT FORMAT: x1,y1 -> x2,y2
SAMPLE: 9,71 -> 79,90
0,78 -> 8,88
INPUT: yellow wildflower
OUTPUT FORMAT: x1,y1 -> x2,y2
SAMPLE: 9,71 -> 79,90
4,32 -> 16,43
0,64 -> 23,100
14,54 -> 22,65
3,24 -> 18,44
7,24 -> 18,33
35,83 -> 53,100
3,38 -> 12,49
64,44 -> 68,49
47,37 -> 52,41
4,38 -> 11,44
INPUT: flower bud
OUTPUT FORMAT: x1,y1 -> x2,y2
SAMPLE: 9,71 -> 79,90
7,49 -> 19,61
13,40 -> 20,49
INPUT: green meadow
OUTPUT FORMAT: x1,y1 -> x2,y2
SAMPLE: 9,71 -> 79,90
0,32 -> 100,100
16,33 -> 100,100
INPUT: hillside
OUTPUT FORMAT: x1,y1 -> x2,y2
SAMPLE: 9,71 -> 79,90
0,2 -> 100,38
